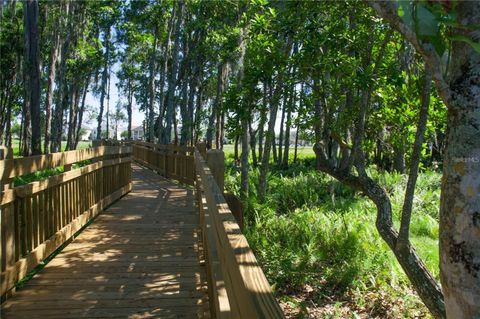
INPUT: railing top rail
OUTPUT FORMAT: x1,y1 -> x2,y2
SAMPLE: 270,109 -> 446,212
194,148 -> 284,318
131,141 -> 195,153
0,146 -> 131,181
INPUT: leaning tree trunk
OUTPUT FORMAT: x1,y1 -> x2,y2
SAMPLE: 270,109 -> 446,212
370,2 -> 480,317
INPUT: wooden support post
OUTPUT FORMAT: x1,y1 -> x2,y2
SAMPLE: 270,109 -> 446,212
0,147 -> 14,191
196,142 -> 207,159
92,140 -> 103,147
1,146 -> 15,300
206,149 -> 225,194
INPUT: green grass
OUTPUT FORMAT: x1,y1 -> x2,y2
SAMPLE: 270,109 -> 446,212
8,139 -> 93,186
224,155 -> 439,317
10,139 -> 92,157
222,143 -> 316,162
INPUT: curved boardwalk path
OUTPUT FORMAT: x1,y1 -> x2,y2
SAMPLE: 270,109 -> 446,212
1,164 -> 210,318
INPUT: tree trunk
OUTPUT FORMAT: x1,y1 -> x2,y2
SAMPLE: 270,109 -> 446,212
240,117 -> 249,201
371,3 -> 480,317
257,81 -> 268,163
50,1 -> 71,153
249,123 -> 257,168
398,67 -> 432,246
207,62 -> 229,149
24,0 -> 41,155
258,59 -> 289,201
438,7 -> 480,317
293,126 -> 299,163
278,89 -> 287,164
164,0 -> 184,144
393,143 -> 406,173
21,102 -> 31,156
75,75 -> 90,148
65,81 -> 79,150
179,77 -> 189,145
96,25 -> 110,140
234,135 -> 239,161
147,28 -> 158,142
44,26 -> 59,154
127,80 -> 133,140
283,84 -> 295,167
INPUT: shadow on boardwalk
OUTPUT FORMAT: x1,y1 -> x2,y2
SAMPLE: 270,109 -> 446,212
1,164 -> 209,319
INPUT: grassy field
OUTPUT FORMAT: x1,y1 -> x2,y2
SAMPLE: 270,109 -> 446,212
222,144 -> 316,162
224,154 -> 439,318
8,139 -> 94,185
9,139 -> 92,157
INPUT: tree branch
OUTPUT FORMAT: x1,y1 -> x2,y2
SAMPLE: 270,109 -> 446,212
369,1 -> 453,107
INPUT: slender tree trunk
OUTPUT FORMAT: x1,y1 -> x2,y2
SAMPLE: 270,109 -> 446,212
278,90 -> 287,164
207,62 -> 229,149
193,81 -> 203,144
65,81 -> 79,150
240,117 -> 249,200
147,28 -> 158,142
179,77 -> 189,145
96,25 -> 110,140
393,143 -> 406,173
51,1 -> 70,153
44,27 -> 59,154
106,69 -> 111,139
234,135 -> 239,161
258,36 -> 293,201
127,81 -> 133,140
272,138 -> 277,162
21,101 -> 31,156
249,123 -> 257,168
24,0 -> 41,155
164,0 -> 184,144
75,75 -> 90,148
257,81 -> 268,163
283,84 -> 295,167
5,100 -> 12,147
398,67 -> 432,246
293,126 -> 299,163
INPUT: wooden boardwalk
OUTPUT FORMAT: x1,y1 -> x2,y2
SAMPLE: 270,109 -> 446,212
1,164 -> 209,318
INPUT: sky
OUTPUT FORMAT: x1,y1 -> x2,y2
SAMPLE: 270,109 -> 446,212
83,63 -> 144,132
83,63 -> 292,135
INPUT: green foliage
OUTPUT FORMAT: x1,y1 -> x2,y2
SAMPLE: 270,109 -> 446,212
225,158 -> 440,315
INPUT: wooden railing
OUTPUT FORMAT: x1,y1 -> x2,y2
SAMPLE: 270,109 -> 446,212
194,149 -> 284,318
128,140 -> 282,317
131,141 -> 195,185
0,146 -> 132,298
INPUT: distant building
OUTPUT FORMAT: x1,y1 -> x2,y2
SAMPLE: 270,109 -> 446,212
132,126 -> 144,140
80,129 -> 92,141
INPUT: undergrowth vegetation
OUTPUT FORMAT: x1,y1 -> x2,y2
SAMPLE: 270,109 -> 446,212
224,152 -> 440,318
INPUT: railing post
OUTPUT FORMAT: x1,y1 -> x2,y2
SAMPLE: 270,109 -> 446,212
0,146 -> 14,191
196,142 -> 207,159
206,149 -> 224,194
0,146 -> 14,299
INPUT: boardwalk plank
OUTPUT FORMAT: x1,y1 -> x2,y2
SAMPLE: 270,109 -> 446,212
1,164 -> 209,318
